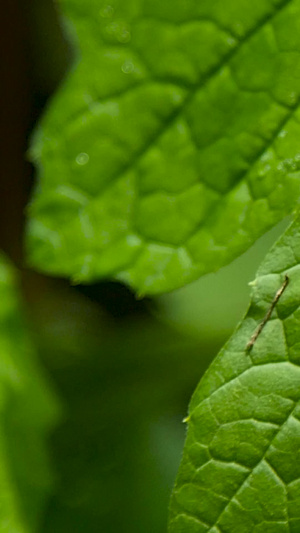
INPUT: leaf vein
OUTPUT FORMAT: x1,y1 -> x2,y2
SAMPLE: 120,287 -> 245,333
207,402 -> 298,531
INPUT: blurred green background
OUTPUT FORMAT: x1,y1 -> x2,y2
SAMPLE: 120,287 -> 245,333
23,217 -> 287,533
1,1 -> 291,531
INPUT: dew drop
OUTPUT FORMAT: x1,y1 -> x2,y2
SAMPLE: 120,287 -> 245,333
117,28 -> 131,43
100,4 -> 114,18
278,130 -> 287,138
105,21 -> 131,43
76,152 -> 89,165
105,21 -> 118,36
122,60 -> 134,74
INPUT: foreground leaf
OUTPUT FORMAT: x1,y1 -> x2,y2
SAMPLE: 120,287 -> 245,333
27,0 -> 300,294
0,256 -> 58,531
169,214 -> 300,532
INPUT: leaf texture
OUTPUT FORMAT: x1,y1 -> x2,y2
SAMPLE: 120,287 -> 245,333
169,214 -> 300,532
28,0 -> 300,293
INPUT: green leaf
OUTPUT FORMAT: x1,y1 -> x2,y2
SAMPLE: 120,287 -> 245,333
168,213 -> 300,533
0,255 -> 58,531
27,0 -> 300,294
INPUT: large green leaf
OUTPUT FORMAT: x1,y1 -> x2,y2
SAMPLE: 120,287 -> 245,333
169,213 -> 300,532
0,256 -> 58,531
27,0 -> 300,294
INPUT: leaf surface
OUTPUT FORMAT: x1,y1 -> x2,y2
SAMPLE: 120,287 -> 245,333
169,214 -> 300,532
0,256 -> 58,532
28,0 -> 300,293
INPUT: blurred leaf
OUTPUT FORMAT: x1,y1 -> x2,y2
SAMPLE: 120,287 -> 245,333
0,255 -> 58,531
169,214 -> 300,532
27,0 -> 300,294
28,281 -> 212,533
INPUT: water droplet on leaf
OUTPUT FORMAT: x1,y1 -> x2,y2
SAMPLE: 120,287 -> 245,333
76,153 -> 89,165
117,28 -> 131,43
122,60 -> 134,74
100,5 -> 114,18
105,20 -> 131,43
105,21 -> 118,36
278,130 -> 287,138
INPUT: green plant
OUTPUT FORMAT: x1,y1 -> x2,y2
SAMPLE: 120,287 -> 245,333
3,0 -> 300,531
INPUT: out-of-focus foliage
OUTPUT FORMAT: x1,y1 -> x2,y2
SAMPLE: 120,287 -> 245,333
27,0 -> 300,294
0,255 -> 58,531
28,276 -> 212,533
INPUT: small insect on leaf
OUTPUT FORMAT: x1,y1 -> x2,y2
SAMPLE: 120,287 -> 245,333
246,274 -> 289,353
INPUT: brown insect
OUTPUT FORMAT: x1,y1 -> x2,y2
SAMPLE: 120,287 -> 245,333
246,274 -> 289,353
